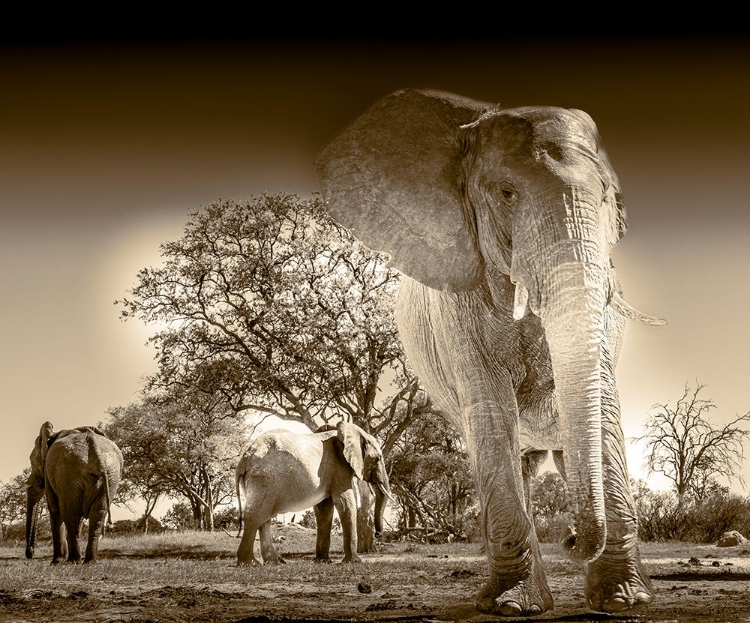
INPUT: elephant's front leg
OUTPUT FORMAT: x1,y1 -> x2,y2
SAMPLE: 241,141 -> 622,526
463,375 -> 553,617
584,350 -> 653,613
313,497 -> 334,563
333,489 -> 361,563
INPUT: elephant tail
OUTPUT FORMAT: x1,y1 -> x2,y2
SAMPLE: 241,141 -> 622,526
88,432 -> 116,527
103,468 -> 114,528
236,468 -> 244,538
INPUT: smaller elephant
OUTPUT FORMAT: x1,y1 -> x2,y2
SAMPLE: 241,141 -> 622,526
235,420 -> 393,565
26,421 -> 123,564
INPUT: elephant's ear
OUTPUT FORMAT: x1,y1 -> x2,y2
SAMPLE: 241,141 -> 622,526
314,88 -> 489,292
336,421 -> 365,480
569,108 -> 628,245
28,421 -> 54,483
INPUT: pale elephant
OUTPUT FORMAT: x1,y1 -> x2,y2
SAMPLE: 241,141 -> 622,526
26,421 -> 123,564
314,88 -> 666,616
235,421 -> 393,565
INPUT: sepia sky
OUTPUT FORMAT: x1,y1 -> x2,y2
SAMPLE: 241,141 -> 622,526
1,33 -> 749,503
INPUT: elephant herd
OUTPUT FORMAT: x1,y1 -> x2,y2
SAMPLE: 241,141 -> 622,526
25,87 -> 666,618
24,419 -> 391,568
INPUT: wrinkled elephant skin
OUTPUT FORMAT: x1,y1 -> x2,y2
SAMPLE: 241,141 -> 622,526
314,88 -> 663,615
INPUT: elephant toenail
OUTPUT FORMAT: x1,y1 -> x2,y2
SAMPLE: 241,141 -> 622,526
498,601 -> 522,616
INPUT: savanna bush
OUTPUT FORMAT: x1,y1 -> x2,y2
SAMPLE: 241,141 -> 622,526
634,484 -> 750,543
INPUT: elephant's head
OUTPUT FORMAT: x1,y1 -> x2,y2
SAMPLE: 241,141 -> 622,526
336,421 -> 393,537
26,421 -> 54,558
315,89 -> 665,562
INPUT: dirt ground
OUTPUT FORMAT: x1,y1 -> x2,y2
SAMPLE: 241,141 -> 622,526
2,534 -> 750,623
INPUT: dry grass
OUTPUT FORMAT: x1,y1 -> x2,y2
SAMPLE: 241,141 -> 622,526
2,527 -> 750,622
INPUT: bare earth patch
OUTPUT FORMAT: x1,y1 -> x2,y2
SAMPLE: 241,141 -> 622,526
1,527 -> 750,622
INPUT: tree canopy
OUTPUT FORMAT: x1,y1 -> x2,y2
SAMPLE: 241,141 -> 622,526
104,388 -> 247,531
117,193 -> 423,438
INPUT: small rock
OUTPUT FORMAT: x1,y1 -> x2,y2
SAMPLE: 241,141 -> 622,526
712,561 -> 721,567
689,556 -> 702,565
357,583 -> 372,594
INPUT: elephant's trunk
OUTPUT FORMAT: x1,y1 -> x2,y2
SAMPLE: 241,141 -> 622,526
373,486 -> 386,538
25,484 -> 44,559
372,463 -> 393,539
540,262 -> 607,562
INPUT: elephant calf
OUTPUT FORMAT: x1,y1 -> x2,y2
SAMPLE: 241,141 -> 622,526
26,421 -> 123,564
235,420 -> 392,565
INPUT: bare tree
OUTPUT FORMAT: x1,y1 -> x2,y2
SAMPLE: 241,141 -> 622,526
633,382 -> 750,504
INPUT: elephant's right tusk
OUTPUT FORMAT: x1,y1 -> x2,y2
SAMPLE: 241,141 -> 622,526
610,292 -> 668,326
513,282 -> 529,321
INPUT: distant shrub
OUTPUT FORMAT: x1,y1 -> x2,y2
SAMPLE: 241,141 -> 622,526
534,512 -> 571,544
299,510 -> 316,529
110,517 -> 165,536
213,506 -> 240,531
633,480 -> 750,543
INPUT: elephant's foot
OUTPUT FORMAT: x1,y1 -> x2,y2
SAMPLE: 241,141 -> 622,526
237,557 -> 262,567
313,556 -> 333,564
585,553 -> 653,613
341,554 -> 363,563
476,576 -> 554,617
263,557 -> 286,565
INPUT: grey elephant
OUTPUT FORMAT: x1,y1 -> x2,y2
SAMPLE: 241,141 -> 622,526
235,420 -> 393,566
314,88 -> 666,616
26,421 -> 123,564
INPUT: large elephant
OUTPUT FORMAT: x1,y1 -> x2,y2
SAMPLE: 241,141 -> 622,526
235,420 -> 393,566
314,88 -> 666,616
26,421 -> 123,564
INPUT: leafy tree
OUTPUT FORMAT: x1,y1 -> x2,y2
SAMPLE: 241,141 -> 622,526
388,412 -> 475,538
117,193 -> 441,550
528,470 -> 571,543
0,470 -> 32,539
162,501 -> 196,531
118,193 -> 406,428
105,388 -> 247,530
531,471 -> 570,517
633,382 -> 750,504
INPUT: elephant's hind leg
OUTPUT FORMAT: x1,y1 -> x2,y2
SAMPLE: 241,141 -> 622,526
236,480 -> 274,566
63,517 -> 83,563
259,520 -> 284,564
236,521 -> 261,566
46,491 -> 66,565
84,501 -> 108,563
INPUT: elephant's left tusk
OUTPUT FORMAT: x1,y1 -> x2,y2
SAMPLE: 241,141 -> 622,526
513,282 -> 529,321
352,476 -> 361,509
379,484 -> 397,504
610,292 -> 668,326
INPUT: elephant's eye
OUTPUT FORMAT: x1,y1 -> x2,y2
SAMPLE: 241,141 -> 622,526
499,183 -> 517,205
